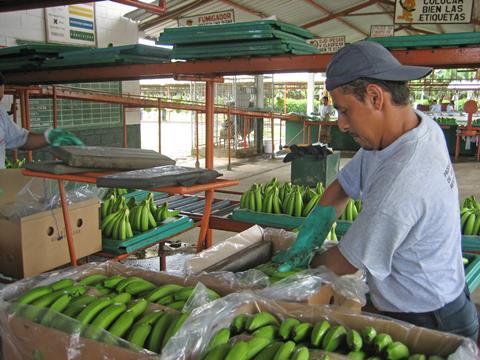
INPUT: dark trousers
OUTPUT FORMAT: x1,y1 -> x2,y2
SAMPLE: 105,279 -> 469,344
381,286 -> 479,341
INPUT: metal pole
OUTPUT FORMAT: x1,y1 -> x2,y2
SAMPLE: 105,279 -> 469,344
205,80 -> 214,169
158,99 -> 162,154
270,113 -> 275,159
122,105 -> 127,148
195,111 -> 200,168
227,108 -> 232,170
52,85 -> 58,128
12,95 -> 18,162
24,91 -> 32,162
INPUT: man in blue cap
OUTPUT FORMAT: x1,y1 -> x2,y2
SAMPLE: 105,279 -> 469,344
275,41 -> 478,339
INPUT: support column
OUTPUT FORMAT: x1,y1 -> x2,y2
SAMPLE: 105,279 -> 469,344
157,99 -> 162,154
205,80 -> 214,169
52,86 -> 58,128
122,105 -> 127,148
307,73 -> 315,116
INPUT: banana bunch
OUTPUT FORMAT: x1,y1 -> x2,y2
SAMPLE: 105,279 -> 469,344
101,207 -> 133,241
103,188 -> 129,200
239,178 -> 325,218
460,196 -> 480,236
201,311 -> 443,360
255,262 -> 304,284
129,199 -> 158,233
12,274 -> 222,355
100,194 -> 127,219
5,158 -> 26,168
339,199 -> 362,222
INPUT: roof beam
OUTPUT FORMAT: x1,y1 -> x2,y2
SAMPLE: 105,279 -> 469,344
302,0 -> 379,29
139,0 -> 214,31
217,0 -> 268,18
301,0 -> 372,36
112,0 -> 166,15
345,11 -> 393,16
394,25 -> 439,35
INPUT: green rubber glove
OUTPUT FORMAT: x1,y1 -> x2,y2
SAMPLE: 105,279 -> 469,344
272,204 -> 337,272
45,128 -> 84,147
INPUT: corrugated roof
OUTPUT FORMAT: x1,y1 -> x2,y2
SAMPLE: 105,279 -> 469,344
124,0 -> 480,43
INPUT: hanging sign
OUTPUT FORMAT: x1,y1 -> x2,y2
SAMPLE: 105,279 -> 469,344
45,3 -> 96,46
307,36 -> 345,54
178,9 -> 235,27
370,25 -> 395,37
394,0 -> 473,24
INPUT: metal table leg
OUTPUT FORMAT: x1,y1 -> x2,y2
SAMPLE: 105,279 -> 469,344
58,179 -> 77,266
196,189 -> 214,252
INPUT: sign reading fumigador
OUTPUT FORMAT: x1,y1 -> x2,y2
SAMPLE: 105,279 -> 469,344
307,36 -> 345,54
395,0 -> 473,24
178,9 -> 235,27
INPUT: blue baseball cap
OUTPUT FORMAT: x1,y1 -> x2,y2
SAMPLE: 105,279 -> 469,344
325,41 -> 432,91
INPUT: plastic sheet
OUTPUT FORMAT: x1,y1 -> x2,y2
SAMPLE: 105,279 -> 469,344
0,261 -> 221,359
257,266 -> 368,306
162,293 -> 479,360
0,178 -> 100,219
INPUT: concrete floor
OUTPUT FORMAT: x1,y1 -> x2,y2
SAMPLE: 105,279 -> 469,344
172,153 -> 480,308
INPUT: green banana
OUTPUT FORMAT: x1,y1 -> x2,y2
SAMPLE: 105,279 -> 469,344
40,294 -> 72,326
91,303 -> 127,329
255,342 -> 282,360
127,298 -> 148,318
76,297 -> 113,325
231,314 -> 248,334
273,340 -> 296,360
206,327 -> 231,353
103,275 -> 126,289
133,310 -> 164,327
49,279 -> 75,292
348,351 -> 367,360
168,300 -> 186,311
78,274 -> 108,286
385,341 -> 410,360
361,326 -> 377,346
203,343 -> 231,360
464,213 -> 476,235
225,341 -> 249,360
292,322 -> 312,343
124,280 -> 156,295
247,312 -> 279,332
278,317 -> 300,340
311,320 -> 331,347
254,188 -> 263,213
240,191 -> 248,209
173,286 -> 195,301
291,346 -> 309,360
108,309 -> 137,338
302,193 -> 320,217
16,286 -> 52,305
408,355 -> 426,360
321,325 -> 347,352
294,190 -> 303,217
115,276 -> 144,292
30,291 -> 66,308
141,202 -> 150,232
346,328 -> 363,351
62,295 -> 97,317
161,312 -> 189,349
146,312 -> 175,353
145,284 -> 184,302
285,191 -> 295,215
127,322 -> 152,348
245,337 -> 271,359
156,295 -> 175,305
112,292 -> 132,304
252,325 -> 278,340
373,333 -> 392,354
94,284 -> 111,296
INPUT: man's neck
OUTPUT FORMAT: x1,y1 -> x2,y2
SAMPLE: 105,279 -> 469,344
380,106 -> 420,149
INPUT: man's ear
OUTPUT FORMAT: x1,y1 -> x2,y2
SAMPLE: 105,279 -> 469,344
365,83 -> 384,110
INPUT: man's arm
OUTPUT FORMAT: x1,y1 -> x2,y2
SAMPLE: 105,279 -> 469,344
311,246 -> 358,275
319,179 -> 350,218
20,132 -> 48,150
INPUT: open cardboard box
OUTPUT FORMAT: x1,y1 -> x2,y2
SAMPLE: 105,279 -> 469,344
0,169 -> 101,278
0,261 -> 252,359
186,225 -> 363,310
168,296 -> 477,360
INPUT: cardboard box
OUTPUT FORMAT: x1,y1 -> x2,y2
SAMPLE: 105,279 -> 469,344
173,297 -> 476,359
1,262 -> 246,359
0,169 -> 101,278
187,226 -> 363,309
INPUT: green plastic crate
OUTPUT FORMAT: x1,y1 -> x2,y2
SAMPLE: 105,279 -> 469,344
230,208 -> 304,229
291,152 -> 341,188
461,235 -> 480,253
463,252 -> 480,293
330,126 -> 361,151
122,190 -> 168,202
367,32 -> 480,49
102,215 -> 193,255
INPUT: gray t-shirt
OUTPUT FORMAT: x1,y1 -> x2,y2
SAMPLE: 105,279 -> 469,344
337,110 -> 464,312
0,106 -> 28,169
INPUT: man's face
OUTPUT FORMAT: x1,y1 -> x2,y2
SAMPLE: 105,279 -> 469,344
322,97 -> 328,105
331,87 -> 383,150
